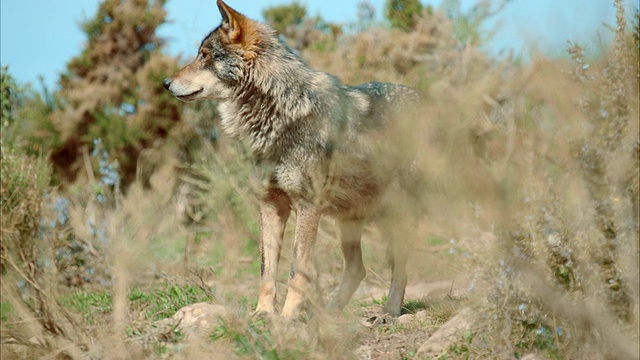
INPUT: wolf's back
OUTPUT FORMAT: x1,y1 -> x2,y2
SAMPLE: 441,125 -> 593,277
345,82 -> 421,130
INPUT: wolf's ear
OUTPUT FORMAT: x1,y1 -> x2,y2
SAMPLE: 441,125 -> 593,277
216,0 -> 261,60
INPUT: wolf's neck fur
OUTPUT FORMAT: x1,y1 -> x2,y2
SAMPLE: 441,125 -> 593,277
218,40 -> 334,160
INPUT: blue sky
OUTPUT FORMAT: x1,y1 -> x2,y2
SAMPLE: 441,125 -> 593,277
1,0 -> 634,91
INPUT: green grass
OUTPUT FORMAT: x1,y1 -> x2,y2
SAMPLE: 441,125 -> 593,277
402,298 -> 430,314
0,301 -> 15,323
57,283 -> 211,325
210,317 -> 309,359
514,326 -> 562,360
440,330 -> 473,360
59,290 -> 113,324
131,283 -> 211,321
356,295 -> 388,308
427,237 -> 449,247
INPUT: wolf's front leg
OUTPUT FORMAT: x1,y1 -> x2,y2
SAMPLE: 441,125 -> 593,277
280,205 -> 321,318
255,189 -> 291,314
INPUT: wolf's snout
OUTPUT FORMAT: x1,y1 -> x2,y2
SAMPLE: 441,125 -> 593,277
162,78 -> 172,90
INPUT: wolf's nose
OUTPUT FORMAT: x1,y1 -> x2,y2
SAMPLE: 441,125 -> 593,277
162,78 -> 172,90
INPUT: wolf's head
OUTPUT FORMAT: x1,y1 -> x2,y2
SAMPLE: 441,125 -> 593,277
163,0 -> 272,102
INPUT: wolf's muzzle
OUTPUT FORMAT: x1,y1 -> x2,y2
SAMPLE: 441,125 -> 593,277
162,78 -> 172,90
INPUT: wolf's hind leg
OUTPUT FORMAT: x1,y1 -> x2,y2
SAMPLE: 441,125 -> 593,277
327,219 -> 366,311
255,189 -> 291,314
382,228 -> 409,317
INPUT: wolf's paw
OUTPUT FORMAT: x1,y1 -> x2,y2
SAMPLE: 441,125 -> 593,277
382,303 -> 402,318
251,309 -> 276,320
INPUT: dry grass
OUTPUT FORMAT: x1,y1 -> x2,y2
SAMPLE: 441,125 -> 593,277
1,1 -> 638,359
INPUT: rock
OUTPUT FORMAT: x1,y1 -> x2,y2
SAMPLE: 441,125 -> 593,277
521,354 -> 546,360
397,314 -> 415,324
156,302 -> 228,340
416,307 -> 476,357
355,344 -> 374,360
415,310 -> 428,321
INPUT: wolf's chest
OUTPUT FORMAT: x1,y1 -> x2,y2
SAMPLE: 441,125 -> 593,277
270,156 -> 390,219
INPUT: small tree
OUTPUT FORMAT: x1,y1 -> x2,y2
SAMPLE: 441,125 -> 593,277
385,0 -> 423,31
262,1 -> 307,35
440,0 -> 507,46
49,0 -> 183,186
263,2 -> 342,52
1,67 -> 59,155
353,0 -> 377,32
1,66 -> 17,128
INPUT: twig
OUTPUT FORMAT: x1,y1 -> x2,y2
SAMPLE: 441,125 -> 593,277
553,314 -> 560,350
2,250 -> 45,293
82,145 -> 96,184
368,267 -> 389,288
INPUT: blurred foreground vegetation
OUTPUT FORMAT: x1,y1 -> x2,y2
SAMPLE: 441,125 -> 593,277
1,0 -> 638,358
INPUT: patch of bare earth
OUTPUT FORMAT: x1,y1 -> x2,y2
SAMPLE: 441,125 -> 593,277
352,280 -> 469,360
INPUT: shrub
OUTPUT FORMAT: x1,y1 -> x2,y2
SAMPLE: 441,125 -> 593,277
49,0 -> 184,187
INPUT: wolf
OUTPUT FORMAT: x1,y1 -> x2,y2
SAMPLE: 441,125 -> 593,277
163,0 -> 421,318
